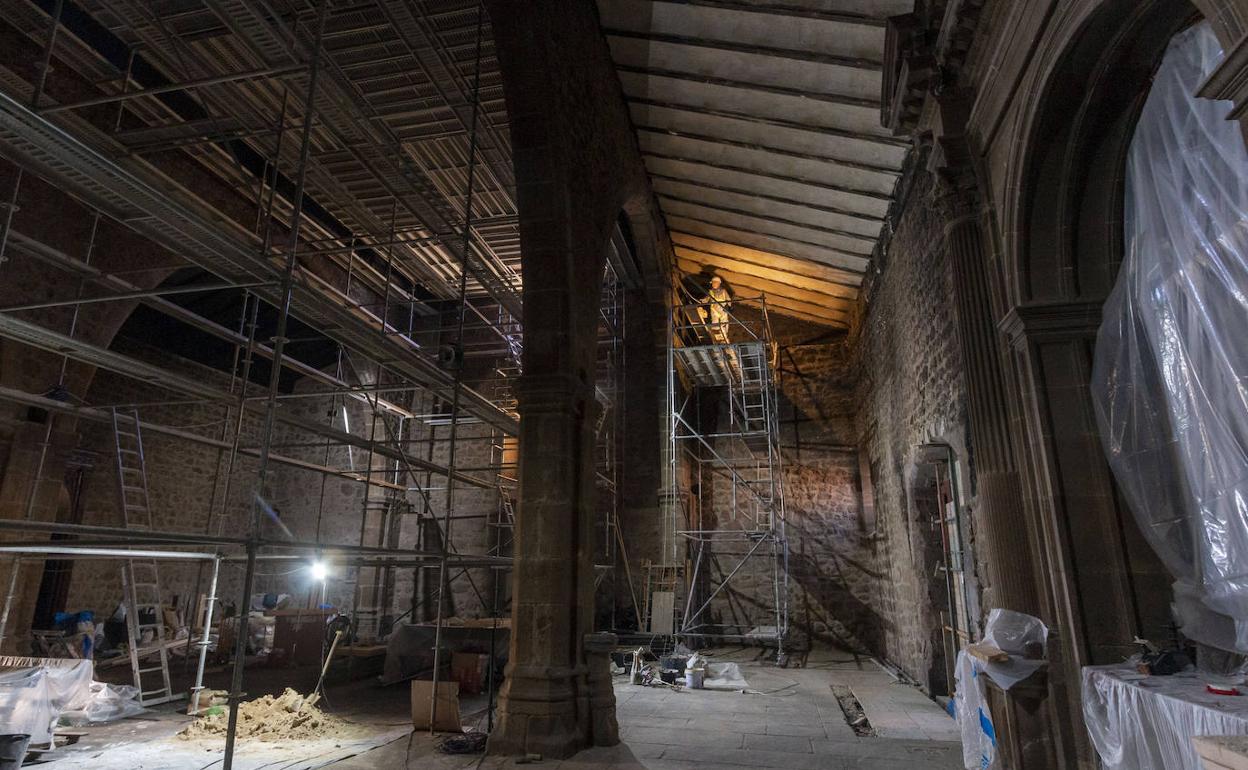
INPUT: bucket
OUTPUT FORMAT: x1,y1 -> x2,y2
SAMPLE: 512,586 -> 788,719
660,655 -> 689,671
0,734 -> 30,770
686,667 -> 705,689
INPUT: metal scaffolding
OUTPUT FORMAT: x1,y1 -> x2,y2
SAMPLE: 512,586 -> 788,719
0,1 -> 526,766
595,259 -> 626,628
661,293 -> 790,654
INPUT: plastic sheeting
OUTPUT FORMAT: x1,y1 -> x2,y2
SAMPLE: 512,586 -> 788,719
1090,20 -> 1248,650
0,659 -> 92,745
978,609 -> 1048,691
702,661 -> 748,691
955,651 -> 996,770
953,611 -> 1047,769
62,682 -> 144,725
1083,664 -> 1248,770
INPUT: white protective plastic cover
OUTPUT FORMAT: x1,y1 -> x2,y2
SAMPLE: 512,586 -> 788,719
955,651 -> 996,770
1090,20 -> 1248,649
0,660 -> 93,745
1083,665 -> 1248,770
979,609 -> 1048,691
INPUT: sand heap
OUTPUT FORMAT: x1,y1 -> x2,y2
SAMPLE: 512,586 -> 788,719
178,688 -> 353,743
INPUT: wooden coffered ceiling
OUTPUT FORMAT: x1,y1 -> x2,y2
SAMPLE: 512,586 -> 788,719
597,0 -> 915,328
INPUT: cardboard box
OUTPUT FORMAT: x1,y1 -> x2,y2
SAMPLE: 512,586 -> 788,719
411,680 -> 461,732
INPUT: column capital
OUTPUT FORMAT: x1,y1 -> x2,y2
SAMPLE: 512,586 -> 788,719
927,87 -> 984,229
999,300 -> 1104,351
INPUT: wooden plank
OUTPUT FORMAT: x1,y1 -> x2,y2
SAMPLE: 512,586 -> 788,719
667,215 -> 872,273
750,302 -> 848,327
650,591 -> 675,635
1193,736 -> 1248,770
966,643 -> 1010,664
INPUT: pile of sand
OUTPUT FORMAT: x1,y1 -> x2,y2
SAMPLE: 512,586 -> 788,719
178,688 -> 355,743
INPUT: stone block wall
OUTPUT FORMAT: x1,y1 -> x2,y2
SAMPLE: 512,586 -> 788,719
45,334 -> 502,637
851,169 -> 974,685
684,168 -> 976,687
775,339 -> 879,653
688,307 -> 878,652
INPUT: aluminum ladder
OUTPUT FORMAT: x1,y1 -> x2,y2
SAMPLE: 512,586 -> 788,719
111,408 -> 176,706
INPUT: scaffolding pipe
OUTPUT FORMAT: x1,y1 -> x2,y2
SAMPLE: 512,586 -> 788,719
0,0 -> 62,276
0,385 -> 418,490
0,280 -> 273,313
188,556 -> 221,716
430,0 -> 484,732
39,65 -> 307,114
3,227 -> 415,419
0,518 -> 512,564
0,546 -> 217,559
225,5 -> 328,763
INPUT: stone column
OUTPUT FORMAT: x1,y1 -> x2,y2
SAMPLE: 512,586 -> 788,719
935,176 -> 1056,770
583,631 -> 620,746
618,291 -> 664,622
489,373 -> 598,758
936,177 -> 1042,618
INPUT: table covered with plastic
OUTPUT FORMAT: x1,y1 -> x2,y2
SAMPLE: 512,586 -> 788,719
1083,664 -> 1248,770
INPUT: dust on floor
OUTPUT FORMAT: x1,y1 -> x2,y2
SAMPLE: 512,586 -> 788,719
178,687 -> 361,743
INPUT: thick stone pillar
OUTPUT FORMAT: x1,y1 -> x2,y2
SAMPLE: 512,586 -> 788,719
936,178 -> 1042,619
617,289 -> 664,621
490,373 -> 602,758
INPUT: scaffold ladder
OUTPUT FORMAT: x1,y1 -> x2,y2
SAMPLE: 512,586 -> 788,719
110,408 -> 176,705
736,343 -> 770,433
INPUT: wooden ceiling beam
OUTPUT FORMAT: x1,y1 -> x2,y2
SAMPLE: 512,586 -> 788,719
674,248 -> 858,299
679,261 -> 854,323
671,233 -> 864,286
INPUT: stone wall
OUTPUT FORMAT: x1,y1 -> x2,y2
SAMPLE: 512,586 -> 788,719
685,306 -> 879,652
671,166 -> 978,686
851,168 -> 975,685
45,334 -> 501,639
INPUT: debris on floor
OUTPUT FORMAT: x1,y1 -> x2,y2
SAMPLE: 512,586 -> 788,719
435,730 -> 487,754
832,684 -> 877,737
188,687 -> 228,713
178,688 -> 354,743
626,648 -> 685,690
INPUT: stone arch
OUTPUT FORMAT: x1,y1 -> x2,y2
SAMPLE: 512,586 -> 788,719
1001,0 -> 1200,310
994,2 -> 1234,764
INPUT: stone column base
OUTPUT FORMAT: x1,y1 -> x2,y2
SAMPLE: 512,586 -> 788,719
488,664 -> 587,759
584,632 -> 620,746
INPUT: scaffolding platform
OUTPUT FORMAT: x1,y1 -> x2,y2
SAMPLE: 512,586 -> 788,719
661,293 -> 789,654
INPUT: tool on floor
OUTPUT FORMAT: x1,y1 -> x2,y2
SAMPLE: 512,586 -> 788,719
309,628 -> 343,706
